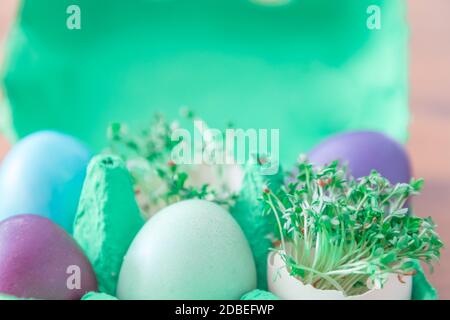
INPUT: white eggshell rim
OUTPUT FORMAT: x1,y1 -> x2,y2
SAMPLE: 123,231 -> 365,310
267,251 -> 412,300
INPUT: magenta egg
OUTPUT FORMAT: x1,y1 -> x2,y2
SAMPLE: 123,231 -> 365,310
0,215 -> 97,300
308,131 -> 411,184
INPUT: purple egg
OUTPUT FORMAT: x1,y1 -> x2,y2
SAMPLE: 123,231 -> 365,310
0,215 -> 97,300
308,131 -> 411,184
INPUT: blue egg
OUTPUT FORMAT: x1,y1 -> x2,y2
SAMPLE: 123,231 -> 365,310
0,131 -> 91,233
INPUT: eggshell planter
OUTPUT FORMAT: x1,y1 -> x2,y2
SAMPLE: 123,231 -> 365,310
267,252 -> 412,300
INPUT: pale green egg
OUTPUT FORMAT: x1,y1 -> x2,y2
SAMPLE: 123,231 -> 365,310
117,200 -> 257,300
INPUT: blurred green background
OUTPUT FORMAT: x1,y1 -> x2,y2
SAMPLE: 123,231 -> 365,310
1,0 -> 408,165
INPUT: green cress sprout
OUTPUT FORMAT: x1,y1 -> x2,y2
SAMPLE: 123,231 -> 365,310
262,159 -> 443,296
105,111 -> 238,219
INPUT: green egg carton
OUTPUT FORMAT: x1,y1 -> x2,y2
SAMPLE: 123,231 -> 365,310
1,0 -> 408,165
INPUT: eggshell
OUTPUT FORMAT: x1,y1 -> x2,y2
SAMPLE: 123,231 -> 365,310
184,163 -> 244,194
0,215 -> 98,300
267,252 -> 412,300
0,131 -> 91,232
126,157 -> 169,218
117,200 -> 257,300
308,131 -> 411,184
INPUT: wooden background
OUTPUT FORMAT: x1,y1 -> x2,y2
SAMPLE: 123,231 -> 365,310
407,0 -> 450,299
1,0 -> 449,299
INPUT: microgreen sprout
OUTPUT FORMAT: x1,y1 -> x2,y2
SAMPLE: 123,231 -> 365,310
262,159 -> 443,296
105,111 -> 238,218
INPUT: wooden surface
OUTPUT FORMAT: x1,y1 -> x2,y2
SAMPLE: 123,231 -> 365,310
0,0 -> 16,160
407,0 -> 450,299
0,0 -> 449,299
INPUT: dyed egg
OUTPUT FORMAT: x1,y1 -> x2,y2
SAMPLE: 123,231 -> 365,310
117,200 -> 257,300
0,131 -> 91,232
0,215 -> 97,300
308,131 -> 411,184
